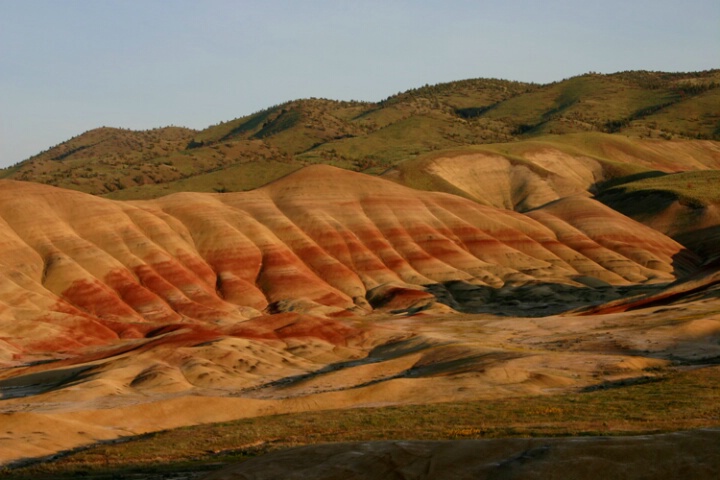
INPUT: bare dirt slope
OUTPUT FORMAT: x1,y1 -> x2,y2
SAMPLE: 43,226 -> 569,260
383,136 -> 720,211
2,283 -> 720,467
0,165 -> 695,362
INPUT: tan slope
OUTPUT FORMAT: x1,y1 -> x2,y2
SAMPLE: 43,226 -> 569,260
383,135 -> 720,211
383,149 -> 602,211
0,166 -> 697,362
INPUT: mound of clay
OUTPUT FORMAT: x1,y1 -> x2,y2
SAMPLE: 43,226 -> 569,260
384,149 -> 603,211
383,138 -> 720,212
204,429 -> 720,480
0,165 -> 699,360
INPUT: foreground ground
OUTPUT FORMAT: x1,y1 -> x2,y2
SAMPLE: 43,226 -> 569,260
3,363 -> 719,478
2,273 -> 719,478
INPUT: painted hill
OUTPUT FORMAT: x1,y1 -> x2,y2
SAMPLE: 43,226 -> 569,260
597,170 -> 720,262
0,165 -> 697,364
379,134 -> 720,268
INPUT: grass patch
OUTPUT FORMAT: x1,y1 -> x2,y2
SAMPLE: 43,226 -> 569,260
5,365 -> 719,479
103,160 -> 300,200
603,170 -> 720,206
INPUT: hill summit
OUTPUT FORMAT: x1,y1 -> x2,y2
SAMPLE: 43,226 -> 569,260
2,70 -> 719,198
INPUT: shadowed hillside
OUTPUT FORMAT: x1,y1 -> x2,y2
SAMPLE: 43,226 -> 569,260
597,170 -> 720,261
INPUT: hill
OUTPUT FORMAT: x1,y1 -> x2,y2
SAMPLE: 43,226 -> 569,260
0,165 -> 696,362
2,71 -> 720,474
1,165 -> 719,469
597,170 -> 720,261
383,133 -> 720,211
2,70 -> 719,198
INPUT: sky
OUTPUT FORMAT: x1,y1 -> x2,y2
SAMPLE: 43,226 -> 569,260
1,0 -> 718,168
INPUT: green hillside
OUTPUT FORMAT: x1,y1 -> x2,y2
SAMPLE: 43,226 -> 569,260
2,70 -> 718,198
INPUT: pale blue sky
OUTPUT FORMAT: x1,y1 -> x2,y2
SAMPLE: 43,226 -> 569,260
1,0 -> 718,167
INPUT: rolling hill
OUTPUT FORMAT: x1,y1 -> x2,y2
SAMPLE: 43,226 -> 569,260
1,70 -> 720,475
0,165 -> 697,363
2,70 -> 718,199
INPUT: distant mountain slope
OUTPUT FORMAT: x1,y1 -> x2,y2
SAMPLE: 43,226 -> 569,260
0,127 -> 197,194
2,70 -> 718,198
0,166 -> 698,363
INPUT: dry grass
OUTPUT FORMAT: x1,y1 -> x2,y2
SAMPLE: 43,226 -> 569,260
4,365 -> 719,479
2,71 -> 718,199
603,170 -> 720,206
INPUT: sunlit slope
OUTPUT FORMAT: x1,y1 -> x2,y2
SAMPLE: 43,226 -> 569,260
384,134 -> 720,211
0,166 -> 696,362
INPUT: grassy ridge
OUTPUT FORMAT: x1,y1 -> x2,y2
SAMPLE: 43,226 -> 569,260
601,170 -> 720,206
5,365 -> 719,479
2,70 -> 718,198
